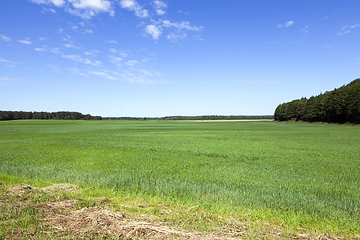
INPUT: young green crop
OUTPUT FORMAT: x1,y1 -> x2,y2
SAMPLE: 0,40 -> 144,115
1,120 -> 359,234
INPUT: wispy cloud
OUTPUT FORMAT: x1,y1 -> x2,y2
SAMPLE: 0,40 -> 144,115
62,54 -> 83,62
119,0 -> 149,18
62,54 -> 101,66
47,64 -> 61,72
34,48 -> 47,51
31,0 -> 65,7
167,32 -> 187,42
84,58 -> 101,66
277,21 -> 294,28
42,7 -> 57,13
18,39 -> 32,44
153,0 -> 166,16
162,20 -> 204,31
125,60 -> 138,66
0,34 -> 11,42
145,24 -> 162,39
63,43 -> 79,48
0,58 -> 15,63
109,55 -> 123,64
338,24 -> 360,36
88,70 -> 118,80
300,26 -> 309,33
30,0 -> 114,19
30,0 -> 204,43
105,40 -> 118,44
0,76 -> 21,85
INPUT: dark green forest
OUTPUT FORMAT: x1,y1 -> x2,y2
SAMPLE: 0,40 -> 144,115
0,111 -> 102,121
274,78 -> 360,124
103,115 -> 274,121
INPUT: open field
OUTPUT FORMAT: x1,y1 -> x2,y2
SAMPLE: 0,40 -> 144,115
191,119 -> 274,122
1,120 -> 360,238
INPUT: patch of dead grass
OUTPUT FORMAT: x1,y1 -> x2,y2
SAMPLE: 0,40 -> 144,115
1,183 -> 357,239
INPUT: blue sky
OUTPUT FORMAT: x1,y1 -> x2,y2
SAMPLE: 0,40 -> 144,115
1,0 -> 359,117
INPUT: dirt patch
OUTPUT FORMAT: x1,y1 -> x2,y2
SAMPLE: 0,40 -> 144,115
4,183 -> 33,196
36,200 -> 78,212
39,183 -> 77,192
4,183 -> 77,196
93,197 -> 112,205
1,183 -> 354,239
42,206 -> 202,239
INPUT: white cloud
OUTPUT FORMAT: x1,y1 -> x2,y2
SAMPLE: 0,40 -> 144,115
153,0 -> 166,15
338,24 -> 360,36
84,29 -> 93,33
84,58 -> 101,66
338,30 -> 351,36
0,58 -> 14,63
300,26 -> 309,33
192,35 -> 203,41
88,70 -> 118,80
119,0 -> 135,8
39,37 -> 48,41
58,28 -> 64,33
62,54 -> 101,66
47,64 -> 61,72
105,40 -> 118,44
18,40 -> 32,44
109,55 -> 123,63
125,60 -> 138,66
31,0 -> 65,7
68,0 -> 111,11
42,7 -> 57,13
0,76 -> 18,81
167,32 -> 187,42
35,48 -> 47,51
62,54 -> 83,62
139,68 -> 153,76
0,34 -> 11,42
51,47 -> 62,54
119,0 -> 149,18
162,20 -> 204,31
145,24 -> 162,39
63,43 -> 79,48
67,67 -> 89,76
31,0 -> 113,19
278,21 -> 294,28
119,52 -> 128,58
285,21 -> 294,27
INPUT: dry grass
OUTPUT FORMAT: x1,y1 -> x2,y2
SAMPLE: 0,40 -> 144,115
1,182 -> 357,239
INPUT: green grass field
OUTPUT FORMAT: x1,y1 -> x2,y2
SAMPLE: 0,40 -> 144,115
1,120 -> 360,236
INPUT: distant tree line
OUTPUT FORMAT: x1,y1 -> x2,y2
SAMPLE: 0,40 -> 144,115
0,111 -> 102,121
104,115 -> 274,121
274,78 -> 360,124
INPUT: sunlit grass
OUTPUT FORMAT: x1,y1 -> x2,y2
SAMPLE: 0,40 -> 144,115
1,120 -> 359,235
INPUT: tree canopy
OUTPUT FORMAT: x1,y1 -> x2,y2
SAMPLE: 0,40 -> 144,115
274,78 -> 360,124
0,111 -> 102,121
